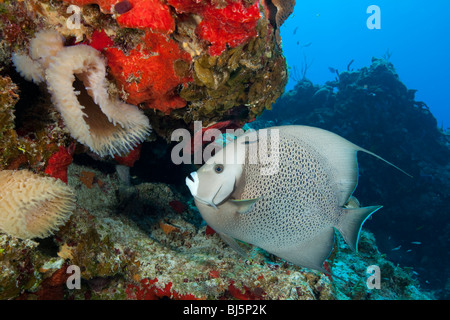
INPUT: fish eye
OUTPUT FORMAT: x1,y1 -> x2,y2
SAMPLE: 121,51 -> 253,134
214,164 -> 224,174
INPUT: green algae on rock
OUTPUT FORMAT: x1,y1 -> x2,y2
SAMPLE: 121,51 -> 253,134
178,16 -> 287,126
0,74 -> 72,171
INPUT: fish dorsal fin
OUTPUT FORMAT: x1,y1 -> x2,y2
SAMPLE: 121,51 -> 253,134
276,126 -> 410,206
277,125 -> 361,206
356,146 -> 413,178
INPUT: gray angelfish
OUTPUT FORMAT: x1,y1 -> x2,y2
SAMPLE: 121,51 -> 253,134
186,125 -> 409,274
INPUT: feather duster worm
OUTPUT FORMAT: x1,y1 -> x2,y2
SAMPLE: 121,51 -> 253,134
11,30 -> 65,84
45,44 -> 150,157
12,30 -> 151,157
0,170 -> 75,239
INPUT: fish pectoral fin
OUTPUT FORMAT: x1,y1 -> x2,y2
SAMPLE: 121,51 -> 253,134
230,198 -> 260,214
218,232 -> 248,257
337,205 -> 383,252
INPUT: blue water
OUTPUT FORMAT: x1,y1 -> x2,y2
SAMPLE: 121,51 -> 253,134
280,0 -> 450,129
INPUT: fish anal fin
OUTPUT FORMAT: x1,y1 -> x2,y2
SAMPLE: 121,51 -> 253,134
273,227 -> 335,273
218,232 -> 248,257
337,205 -> 383,252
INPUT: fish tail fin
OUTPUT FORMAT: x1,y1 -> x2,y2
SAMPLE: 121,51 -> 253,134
356,146 -> 413,178
337,206 -> 383,252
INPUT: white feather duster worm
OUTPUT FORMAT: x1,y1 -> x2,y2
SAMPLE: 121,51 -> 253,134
12,30 -> 64,84
12,30 -> 151,157
28,30 -> 65,69
45,44 -> 150,157
0,170 -> 75,239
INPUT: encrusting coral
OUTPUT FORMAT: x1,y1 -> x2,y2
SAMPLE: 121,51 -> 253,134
104,30 -> 193,114
0,170 -> 75,239
12,30 -> 151,157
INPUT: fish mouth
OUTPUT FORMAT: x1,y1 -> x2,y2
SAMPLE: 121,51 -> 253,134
194,196 -> 218,209
199,181 -> 234,209
186,172 -> 218,209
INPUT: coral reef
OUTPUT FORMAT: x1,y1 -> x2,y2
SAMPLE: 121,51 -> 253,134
0,0 -> 37,56
0,162 -> 431,299
1,0 -> 287,140
0,169 -> 75,239
64,0 -> 175,32
169,0 -> 262,56
0,75 -> 20,167
104,30 -> 192,114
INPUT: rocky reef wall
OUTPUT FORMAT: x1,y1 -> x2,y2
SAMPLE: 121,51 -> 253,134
1,0 -> 287,145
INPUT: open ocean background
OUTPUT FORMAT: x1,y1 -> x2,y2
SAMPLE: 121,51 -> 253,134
280,0 -> 450,129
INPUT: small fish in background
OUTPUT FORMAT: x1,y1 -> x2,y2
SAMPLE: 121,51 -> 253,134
295,41 -> 312,48
411,241 -> 422,245
186,126 -> 410,274
392,245 -> 402,251
293,26 -> 298,35
328,67 -> 337,74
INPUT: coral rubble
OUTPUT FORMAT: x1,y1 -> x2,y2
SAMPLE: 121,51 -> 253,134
0,163 -> 432,299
